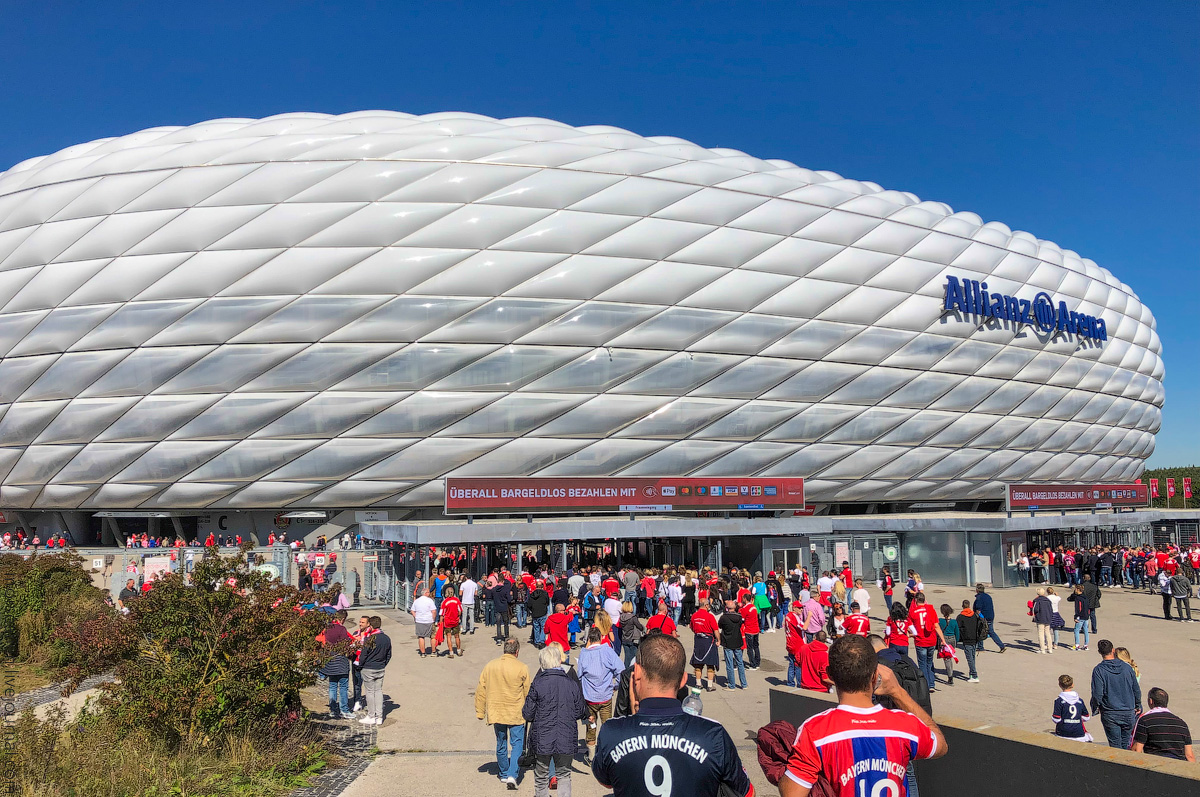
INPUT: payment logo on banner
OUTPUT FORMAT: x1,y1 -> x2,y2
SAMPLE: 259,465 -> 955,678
445,477 -> 804,514
1005,483 -> 1150,512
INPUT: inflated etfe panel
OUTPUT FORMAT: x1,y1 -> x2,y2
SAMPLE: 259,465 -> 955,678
0,112 -> 1162,510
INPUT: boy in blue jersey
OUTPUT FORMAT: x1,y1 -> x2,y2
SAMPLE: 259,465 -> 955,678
1052,674 -> 1093,742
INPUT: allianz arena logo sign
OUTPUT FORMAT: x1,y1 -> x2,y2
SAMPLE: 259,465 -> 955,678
942,275 -> 1108,342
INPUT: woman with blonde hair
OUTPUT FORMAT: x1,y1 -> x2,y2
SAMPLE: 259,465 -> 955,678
594,608 -> 619,655
832,578 -> 848,607
1115,647 -> 1141,683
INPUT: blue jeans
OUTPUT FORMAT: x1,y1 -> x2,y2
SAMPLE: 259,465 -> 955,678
532,615 -> 546,645
976,625 -> 1006,652
1100,566 -> 1112,587
1017,568 -> 1029,587
884,593 -> 893,611
494,723 -> 525,780
915,645 -> 936,690
959,642 -> 977,679
327,675 -> 349,715
515,604 -> 527,628
1073,619 -> 1090,648
643,596 -> 655,617
758,608 -> 771,630
1100,710 -> 1134,749
670,605 -> 682,625
787,653 -> 800,687
776,600 -> 789,629
723,648 -> 747,688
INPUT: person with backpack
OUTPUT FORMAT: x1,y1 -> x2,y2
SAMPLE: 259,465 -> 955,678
954,600 -> 987,683
972,583 -> 1008,653
618,601 -> 644,665
869,634 -> 932,714
766,571 -> 785,632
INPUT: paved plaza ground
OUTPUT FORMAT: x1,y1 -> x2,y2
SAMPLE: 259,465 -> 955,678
335,581 -> 1200,796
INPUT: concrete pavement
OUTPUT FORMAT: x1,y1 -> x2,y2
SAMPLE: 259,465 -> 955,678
336,580 -> 1200,796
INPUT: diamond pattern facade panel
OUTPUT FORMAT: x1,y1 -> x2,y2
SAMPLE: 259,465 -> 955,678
0,112 -> 1163,510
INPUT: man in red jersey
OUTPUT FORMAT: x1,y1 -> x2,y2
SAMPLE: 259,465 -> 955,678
843,602 -> 871,637
798,631 -> 832,692
602,572 -> 620,600
781,635 -> 947,797
543,603 -> 572,664
784,599 -> 807,687
646,601 -> 678,637
907,592 -> 947,693
436,586 -> 463,658
840,562 -> 853,591
739,594 -> 762,670
689,598 -> 720,691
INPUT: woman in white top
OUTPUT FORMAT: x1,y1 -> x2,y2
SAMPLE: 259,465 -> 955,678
1046,586 -> 1064,647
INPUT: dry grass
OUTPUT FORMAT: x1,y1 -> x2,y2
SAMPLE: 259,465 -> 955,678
3,706 -> 329,797
3,660 -> 53,694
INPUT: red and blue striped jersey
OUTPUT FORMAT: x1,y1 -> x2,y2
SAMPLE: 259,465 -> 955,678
785,704 -> 936,797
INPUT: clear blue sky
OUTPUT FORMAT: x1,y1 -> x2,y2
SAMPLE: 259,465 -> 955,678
1,2 -> 1195,466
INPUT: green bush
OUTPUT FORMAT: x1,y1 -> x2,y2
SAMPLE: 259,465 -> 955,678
0,552 -> 104,660
0,547 -> 340,796
57,546 -> 334,744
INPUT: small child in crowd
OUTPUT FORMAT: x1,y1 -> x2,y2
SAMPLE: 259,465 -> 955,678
1052,674 -> 1093,742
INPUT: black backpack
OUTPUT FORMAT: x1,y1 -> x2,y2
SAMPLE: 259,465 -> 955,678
878,655 -> 932,715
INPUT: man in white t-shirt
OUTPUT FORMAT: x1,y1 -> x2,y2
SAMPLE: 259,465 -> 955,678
850,578 -> 871,615
568,570 -> 586,599
816,572 -> 836,603
460,576 -> 478,635
409,589 -> 438,658
604,596 -> 622,627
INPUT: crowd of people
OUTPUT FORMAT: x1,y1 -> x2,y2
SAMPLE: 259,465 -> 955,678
440,551 -> 1198,794
315,611 -> 394,725
0,529 -> 70,549
1016,542 -> 1200,592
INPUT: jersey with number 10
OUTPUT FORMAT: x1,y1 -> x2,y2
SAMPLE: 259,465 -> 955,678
786,704 -> 936,797
593,698 -> 753,797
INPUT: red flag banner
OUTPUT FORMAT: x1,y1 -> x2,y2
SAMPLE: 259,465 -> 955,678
1167,478 -> 1176,498
1150,478 -> 1159,498
1184,478 -> 1193,499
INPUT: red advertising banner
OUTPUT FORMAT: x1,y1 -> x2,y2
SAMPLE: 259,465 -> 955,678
1167,478 -> 1176,498
445,477 -> 804,515
1006,483 -> 1149,512
1185,478 -> 1194,499
1150,478 -> 1159,498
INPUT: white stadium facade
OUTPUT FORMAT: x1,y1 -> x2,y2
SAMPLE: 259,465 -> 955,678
0,111 -> 1183,585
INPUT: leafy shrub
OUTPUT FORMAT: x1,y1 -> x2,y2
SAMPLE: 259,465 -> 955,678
0,547 -> 340,796
0,552 -> 104,660
60,546 -> 334,745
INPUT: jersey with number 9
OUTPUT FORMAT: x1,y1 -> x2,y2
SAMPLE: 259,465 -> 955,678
593,697 -> 754,797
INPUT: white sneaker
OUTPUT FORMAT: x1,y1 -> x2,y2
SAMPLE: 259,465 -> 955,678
352,701 -> 362,712
358,716 -> 375,725
503,776 -> 518,789
968,677 -> 980,683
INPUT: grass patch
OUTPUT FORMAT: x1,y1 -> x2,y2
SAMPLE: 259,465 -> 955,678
5,705 -> 329,797
4,660 -> 53,694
